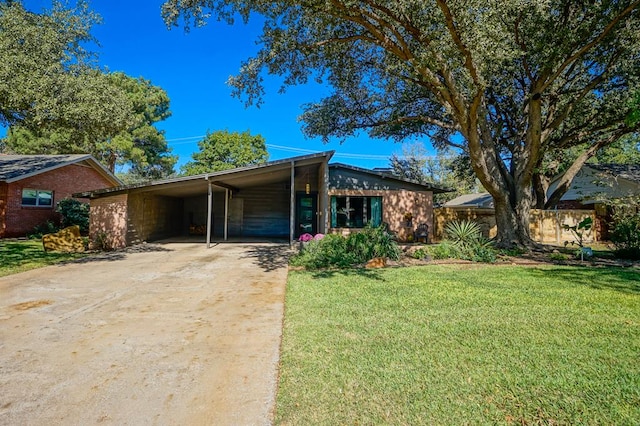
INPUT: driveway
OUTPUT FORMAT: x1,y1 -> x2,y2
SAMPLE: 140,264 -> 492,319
0,241 -> 291,425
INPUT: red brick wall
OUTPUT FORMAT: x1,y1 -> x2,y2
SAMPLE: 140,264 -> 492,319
328,189 -> 434,242
89,194 -> 129,249
0,182 -> 7,237
1,164 -> 116,238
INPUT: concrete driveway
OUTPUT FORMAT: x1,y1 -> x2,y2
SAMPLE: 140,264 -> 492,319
0,241 -> 291,425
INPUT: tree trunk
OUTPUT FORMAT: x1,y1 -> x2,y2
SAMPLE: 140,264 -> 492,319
491,190 -> 536,249
532,173 -> 549,209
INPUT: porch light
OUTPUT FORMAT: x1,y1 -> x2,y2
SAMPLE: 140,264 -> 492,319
305,183 -> 310,194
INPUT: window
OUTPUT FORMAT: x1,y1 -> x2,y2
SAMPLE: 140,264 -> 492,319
330,196 -> 382,228
22,189 -> 53,207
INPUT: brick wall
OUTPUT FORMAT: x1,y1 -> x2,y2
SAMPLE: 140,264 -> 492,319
0,182 -> 7,237
127,193 -> 183,243
89,194 -> 128,249
328,189 -> 434,242
433,207 -> 598,244
1,164 -> 116,238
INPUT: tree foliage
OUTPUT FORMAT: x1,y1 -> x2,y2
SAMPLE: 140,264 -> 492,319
163,0 -> 640,247
390,143 -> 478,204
180,130 -> 268,175
1,2 -> 176,178
0,1 -> 130,135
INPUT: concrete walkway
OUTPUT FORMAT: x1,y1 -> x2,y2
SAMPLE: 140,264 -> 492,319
0,241 -> 291,425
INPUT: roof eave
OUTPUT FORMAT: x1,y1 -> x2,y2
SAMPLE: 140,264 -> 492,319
329,162 -> 454,193
77,150 -> 335,199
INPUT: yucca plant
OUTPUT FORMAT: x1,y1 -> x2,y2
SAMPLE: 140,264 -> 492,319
440,220 -> 497,263
444,220 -> 483,246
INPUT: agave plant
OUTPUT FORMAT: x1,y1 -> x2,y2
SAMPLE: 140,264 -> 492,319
444,220 -> 483,247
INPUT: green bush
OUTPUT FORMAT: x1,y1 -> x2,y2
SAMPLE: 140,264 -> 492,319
355,224 -> 401,261
469,241 -> 498,263
549,252 -> 569,262
610,211 -> 640,260
29,220 -> 60,239
291,234 -> 354,269
427,241 -> 463,259
412,247 -> 429,259
290,225 -> 400,270
56,198 -> 90,234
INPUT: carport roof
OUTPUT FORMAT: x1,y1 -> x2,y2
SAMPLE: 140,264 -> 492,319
76,151 -> 335,199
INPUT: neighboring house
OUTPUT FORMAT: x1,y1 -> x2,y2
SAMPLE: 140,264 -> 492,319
0,154 -> 122,238
547,163 -> 640,208
435,193 -> 496,240
442,193 -> 494,209
435,163 -> 640,242
79,151 -> 450,249
547,163 -> 640,240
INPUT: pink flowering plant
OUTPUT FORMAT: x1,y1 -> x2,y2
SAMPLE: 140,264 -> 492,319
299,233 -> 314,242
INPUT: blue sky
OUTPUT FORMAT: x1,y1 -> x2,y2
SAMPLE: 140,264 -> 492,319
11,0 -> 434,172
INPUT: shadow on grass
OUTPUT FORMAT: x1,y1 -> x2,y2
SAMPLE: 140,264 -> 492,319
241,243 -> 292,272
0,240 -> 85,273
303,267 -> 387,281
0,240 -> 175,277
527,266 -> 640,295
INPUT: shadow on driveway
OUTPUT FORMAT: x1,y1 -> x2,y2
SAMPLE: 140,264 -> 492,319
60,243 -> 174,266
241,244 -> 292,272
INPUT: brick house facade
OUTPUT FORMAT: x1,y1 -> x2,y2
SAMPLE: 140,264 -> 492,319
81,153 -> 449,249
0,155 -> 120,238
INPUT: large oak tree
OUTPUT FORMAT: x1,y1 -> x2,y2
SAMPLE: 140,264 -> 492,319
1,1 -> 176,177
163,0 -> 640,247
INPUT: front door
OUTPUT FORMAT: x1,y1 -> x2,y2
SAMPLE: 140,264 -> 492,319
296,192 -> 317,237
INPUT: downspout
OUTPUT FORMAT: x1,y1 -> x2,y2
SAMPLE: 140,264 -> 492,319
206,177 -> 212,249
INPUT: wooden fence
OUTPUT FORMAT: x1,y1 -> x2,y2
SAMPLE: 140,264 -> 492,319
433,208 -> 597,245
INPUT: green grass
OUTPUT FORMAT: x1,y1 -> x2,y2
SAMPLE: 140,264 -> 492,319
0,239 -> 87,277
277,265 -> 640,425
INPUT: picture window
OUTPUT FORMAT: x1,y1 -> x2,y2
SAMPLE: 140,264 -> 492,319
22,189 -> 53,207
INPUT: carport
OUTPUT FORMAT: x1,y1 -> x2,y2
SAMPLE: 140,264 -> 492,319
80,151 -> 334,249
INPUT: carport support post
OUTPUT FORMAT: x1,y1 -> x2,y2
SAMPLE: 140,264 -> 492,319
290,161 -> 295,246
224,188 -> 229,241
206,179 -> 212,248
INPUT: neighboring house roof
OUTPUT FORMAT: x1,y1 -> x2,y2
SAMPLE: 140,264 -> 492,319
77,151 -> 337,199
443,192 -> 494,208
586,164 -> 640,184
548,163 -> 640,204
0,154 -> 122,186
329,163 -> 453,194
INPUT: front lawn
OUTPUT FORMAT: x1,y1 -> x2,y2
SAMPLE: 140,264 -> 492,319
277,265 -> 640,424
0,239 -> 87,277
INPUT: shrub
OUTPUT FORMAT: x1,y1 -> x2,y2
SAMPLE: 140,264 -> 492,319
469,241 -> 497,263
351,224 -> 401,261
610,211 -> 640,260
29,220 -> 60,239
549,252 -> 569,262
56,198 -> 90,234
93,232 -> 113,251
412,247 -> 429,259
291,234 -> 354,269
290,225 -> 401,270
427,241 -> 463,260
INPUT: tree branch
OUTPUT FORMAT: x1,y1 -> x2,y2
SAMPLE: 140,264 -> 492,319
540,1 -> 640,92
